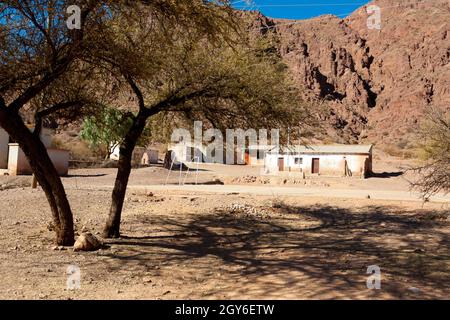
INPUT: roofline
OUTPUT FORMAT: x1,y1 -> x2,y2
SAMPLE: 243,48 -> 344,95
267,144 -> 373,154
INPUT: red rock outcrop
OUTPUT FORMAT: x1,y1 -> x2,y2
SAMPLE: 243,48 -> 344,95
249,0 -> 450,147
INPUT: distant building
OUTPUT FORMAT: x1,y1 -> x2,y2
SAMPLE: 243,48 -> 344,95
109,143 -> 121,161
168,142 -> 206,163
0,127 -> 69,176
265,145 -> 373,178
244,145 -> 275,166
110,143 -> 159,167
141,149 -> 159,165
168,142 -> 248,165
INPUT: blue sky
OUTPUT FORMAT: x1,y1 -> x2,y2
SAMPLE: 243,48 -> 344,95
232,0 -> 371,20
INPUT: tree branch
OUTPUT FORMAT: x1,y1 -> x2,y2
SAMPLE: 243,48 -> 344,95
19,0 -> 57,59
33,100 -> 83,137
7,58 -> 72,112
125,76 -> 146,111
5,1 -> 98,113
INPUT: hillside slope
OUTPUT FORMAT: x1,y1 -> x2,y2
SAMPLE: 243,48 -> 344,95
251,0 -> 449,149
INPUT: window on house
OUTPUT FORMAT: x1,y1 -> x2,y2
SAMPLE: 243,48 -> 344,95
294,157 -> 303,165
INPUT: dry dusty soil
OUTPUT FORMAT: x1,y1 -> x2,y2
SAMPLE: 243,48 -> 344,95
0,160 -> 449,300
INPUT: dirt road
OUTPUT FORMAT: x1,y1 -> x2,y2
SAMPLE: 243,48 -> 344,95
85,184 -> 450,203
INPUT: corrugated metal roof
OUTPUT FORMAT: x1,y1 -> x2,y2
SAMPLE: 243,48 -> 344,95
268,144 -> 373,154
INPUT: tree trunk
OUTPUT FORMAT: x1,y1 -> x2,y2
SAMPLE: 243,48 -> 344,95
0,109 -> 75,245
102,112 -> 148,238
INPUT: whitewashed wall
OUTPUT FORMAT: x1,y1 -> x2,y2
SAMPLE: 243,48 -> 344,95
265,153 -> 370,177
7,144 -> 69,176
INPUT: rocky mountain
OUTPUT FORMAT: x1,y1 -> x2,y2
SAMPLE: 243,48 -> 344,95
249,0 -> 450,151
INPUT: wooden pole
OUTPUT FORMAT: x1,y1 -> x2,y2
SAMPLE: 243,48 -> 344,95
31,174 -> 38,189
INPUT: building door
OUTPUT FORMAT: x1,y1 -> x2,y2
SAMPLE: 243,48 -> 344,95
278,157 -> 284,172
312,158 -> 320,174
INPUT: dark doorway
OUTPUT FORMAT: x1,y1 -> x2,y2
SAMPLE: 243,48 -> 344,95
312,158 -> 320,174
278,157 -> 284,172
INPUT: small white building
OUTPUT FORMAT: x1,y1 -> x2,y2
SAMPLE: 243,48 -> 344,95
168,142 -> 206,163
265,145 -> 373,178
0,127 -> 69,176
141,149 -> 159,165
109,143 -> 121,161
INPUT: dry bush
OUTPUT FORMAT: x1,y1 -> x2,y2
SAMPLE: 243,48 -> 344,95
412,107 -> 450,198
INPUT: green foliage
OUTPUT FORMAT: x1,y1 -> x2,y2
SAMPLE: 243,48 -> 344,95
80,107 -> 151,158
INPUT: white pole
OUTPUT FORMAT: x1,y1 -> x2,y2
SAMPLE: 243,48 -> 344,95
195,157 -> 199,185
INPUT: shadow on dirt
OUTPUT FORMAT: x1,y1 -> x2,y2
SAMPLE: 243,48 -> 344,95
369,171 -> 404,179
104,203 -> 450,298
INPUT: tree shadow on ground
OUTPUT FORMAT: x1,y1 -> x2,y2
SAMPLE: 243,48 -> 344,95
369,171 -> 404,178
103,203 -> 450,299
67,173 -> 108,178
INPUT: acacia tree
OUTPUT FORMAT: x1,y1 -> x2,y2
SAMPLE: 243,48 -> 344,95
0,0 -> 109,245
98,3 -> 307,238
413,107 -> 450,198
0,0 -> 244,244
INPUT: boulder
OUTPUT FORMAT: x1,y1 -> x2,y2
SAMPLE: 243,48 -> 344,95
73,232 -> 103,252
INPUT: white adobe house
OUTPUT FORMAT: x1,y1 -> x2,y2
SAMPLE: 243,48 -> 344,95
110,143 -> 159,166
0,127 -> 69,176
168,141 -> 249,165
264,145 -> 373,178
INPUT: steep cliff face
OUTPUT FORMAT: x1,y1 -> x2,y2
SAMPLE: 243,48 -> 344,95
250,0 -> 450,147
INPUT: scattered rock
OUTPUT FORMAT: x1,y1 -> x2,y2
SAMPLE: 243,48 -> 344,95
52,245 -> 66,251
271,201 -> 283,209
46,221 -> 55,232
73,232 -> 103,252
366,195 -> 371,199
148,197 -> 165,203
142,277 -> 153,284
221,203 -> 271,219
408,287 -> 421,294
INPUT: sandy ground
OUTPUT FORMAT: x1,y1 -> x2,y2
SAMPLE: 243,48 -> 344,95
0,158 -> 449,300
